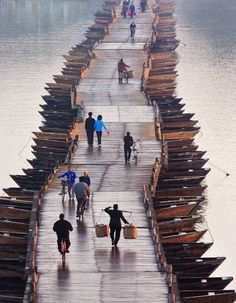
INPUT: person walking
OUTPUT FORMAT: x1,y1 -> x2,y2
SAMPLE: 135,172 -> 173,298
130,22 -> 136,39
85,112 -> 95,146
58,166 -> 76,201
129,1 -> 136,18
53,214 -> 73,253
118,59 -> 130,83
124,132 -> 134,163
79,171 -> 91,187
121,1 -> 128,18
105,204 -> 129,247
94,115 -> 109,147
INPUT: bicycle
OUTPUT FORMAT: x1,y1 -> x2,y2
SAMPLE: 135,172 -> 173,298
59,178 -> 68,202
132,139 -> 140,164
60,239 -> 67,263
76,198 -> 87,221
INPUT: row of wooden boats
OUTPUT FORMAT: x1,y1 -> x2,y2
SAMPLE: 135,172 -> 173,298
0,1 -> 121,301
143,1 -> 236,302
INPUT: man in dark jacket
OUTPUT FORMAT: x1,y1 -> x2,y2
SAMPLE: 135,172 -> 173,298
53,214 -> 73,253
105,204 -> 129,246
85,112 -> 95,146
123,132 -> 134,163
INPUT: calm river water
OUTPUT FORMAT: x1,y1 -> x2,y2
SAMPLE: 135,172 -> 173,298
0,0 -> 236,284
176,0 -> 236,281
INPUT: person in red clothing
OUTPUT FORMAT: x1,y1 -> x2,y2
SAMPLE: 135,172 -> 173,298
118,59 -> 130,83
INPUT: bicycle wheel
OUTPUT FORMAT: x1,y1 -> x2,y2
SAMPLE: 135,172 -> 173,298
61,240 -> 66,262
61,182 -> 66,203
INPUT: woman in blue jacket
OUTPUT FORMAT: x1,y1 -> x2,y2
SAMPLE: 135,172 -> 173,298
58,166 -> 76,201
94,115 -> 109,147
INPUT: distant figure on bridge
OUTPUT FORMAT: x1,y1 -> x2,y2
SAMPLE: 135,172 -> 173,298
130,21 -> 136,39
124,132 -> 134,163
105,204 -> 129,247
118,59 -> 130,83
129,1 -> 136,18
140,0 -> 147,12
85,112 -> 95,146
94,115 -> 109,147
53,214 -> 73,253
121,1 -> 128,18
58,166 -> 76,201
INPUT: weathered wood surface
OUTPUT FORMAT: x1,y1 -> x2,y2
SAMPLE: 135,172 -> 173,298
36,1 -> 168,302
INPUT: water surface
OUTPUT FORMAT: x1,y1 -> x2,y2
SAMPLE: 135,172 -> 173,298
176,0 -> 236,281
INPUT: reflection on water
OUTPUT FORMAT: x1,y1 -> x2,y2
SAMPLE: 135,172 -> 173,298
176,0 -> 236,281
0,0 -> 103,191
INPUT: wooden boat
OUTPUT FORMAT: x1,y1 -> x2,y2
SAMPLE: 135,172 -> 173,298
162,129 -> 199,140
39,110 -> 76,119
41,120 -> 73,129
168,257 -> 225,277
161,121 -> 198,129
0,205 -> 31,220
27,159 -> 59,170
181,291 -> 236,303
31,145 -> 68,155
160,230 -> 207,244
166,139 -> 194,147
41,95 -> 71,102
160,169 -> 211,178
32,131 -> 68,141
155,185 -> 207,198
157,216 -> 201,234
2,188 -> 35,198
154,197 -> 204,207
157,177 -> 206,188
10,174 -> 47,184
167,145 -> 199,153
162,113 -> 195,122
163,242 -> 213,258
168,151 -> 206,159
153,202 -> 198,219
33,138 -> 70,149
45,83 -> 72,90
39,126 -> 70,134
177,276 -> 233,290
31,151 -> 67,162
0,221 -> 29,234
163,159 -> 209,171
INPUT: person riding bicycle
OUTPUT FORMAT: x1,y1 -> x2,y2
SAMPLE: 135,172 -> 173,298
58,166 -> 77,201
53,213 -> 73,253
74,181 -> 90,216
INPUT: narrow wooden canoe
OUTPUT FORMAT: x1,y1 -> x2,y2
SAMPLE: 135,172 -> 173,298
163,159 -> 209,171
157,216 -> 201,234
162,130 -> 199,140
0,206 -> 31,220
168,257 -> 225,277
181,292 -> 236,303
161,121 -> 198,129
178,276 -> 233,290
2,188 -> 35,198
0,235 -> 27,246
33,138 -> 70,149
0,221 -> 29,234
153,202 -> 198,219
167,139 -> 194,147
155,185 -> 207,198
32,131 -> 68,141
160,169 -> 211,178
163,242 -> 213,258
160,230 -> 207,244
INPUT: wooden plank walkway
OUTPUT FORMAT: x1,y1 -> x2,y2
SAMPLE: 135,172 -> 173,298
35,1 -> 169,302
